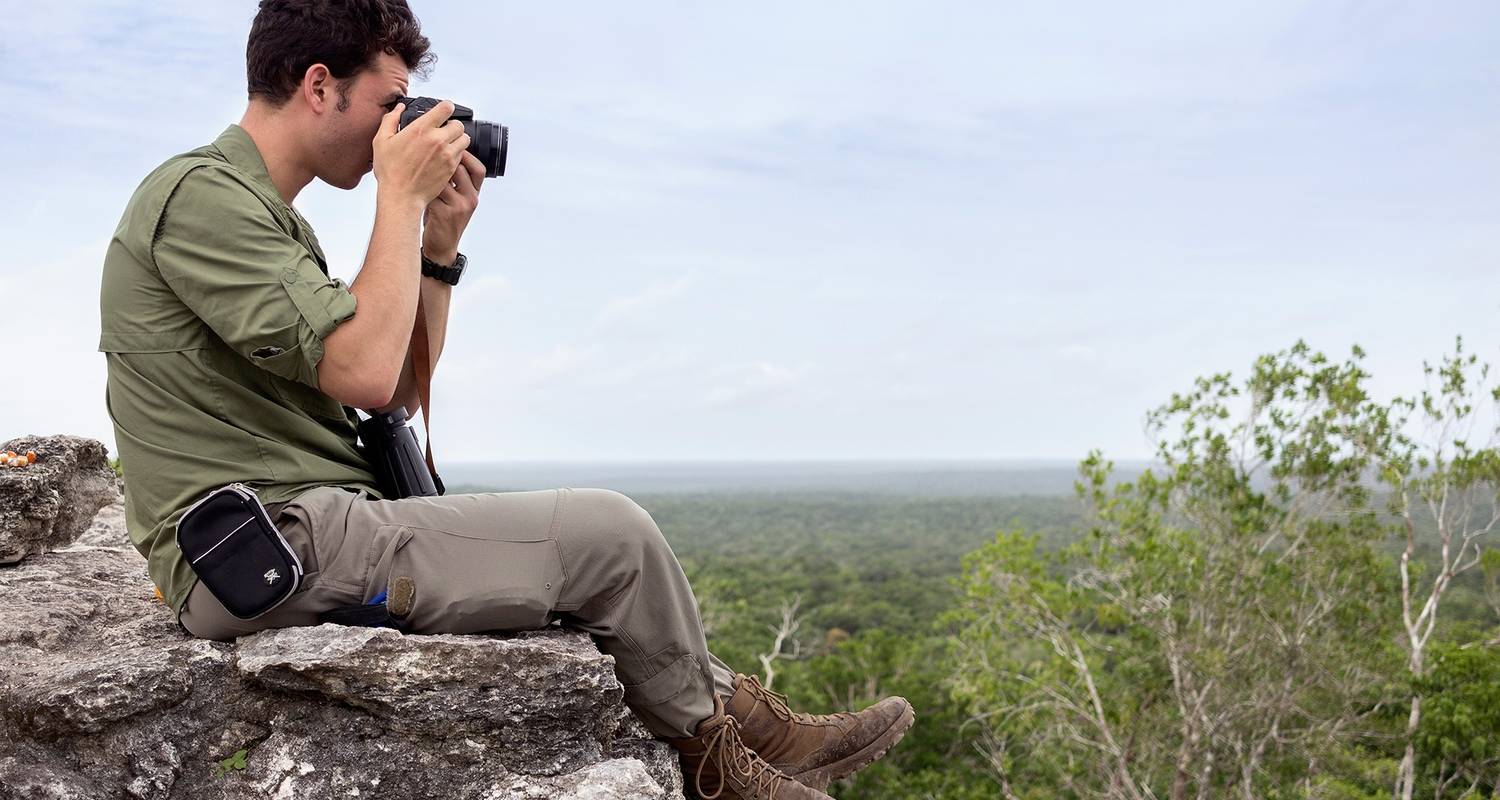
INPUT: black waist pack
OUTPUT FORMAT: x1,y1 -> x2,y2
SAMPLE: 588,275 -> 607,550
176,483 -> 304,619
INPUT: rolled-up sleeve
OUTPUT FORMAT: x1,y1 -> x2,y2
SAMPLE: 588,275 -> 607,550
153,166 -> 356,389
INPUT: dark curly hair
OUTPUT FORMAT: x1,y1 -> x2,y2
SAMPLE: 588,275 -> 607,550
246,0 -> 436,110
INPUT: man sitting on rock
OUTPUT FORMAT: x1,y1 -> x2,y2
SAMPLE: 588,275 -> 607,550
96,1 -> 913,797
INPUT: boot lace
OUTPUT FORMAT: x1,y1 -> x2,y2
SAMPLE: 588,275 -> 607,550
695,715 -> 789,800
743,675 -> 817,725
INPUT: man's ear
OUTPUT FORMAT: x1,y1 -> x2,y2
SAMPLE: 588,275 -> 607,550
301,64 -> 332,114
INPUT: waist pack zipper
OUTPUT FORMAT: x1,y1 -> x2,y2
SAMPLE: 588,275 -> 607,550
179,483 -> 303,580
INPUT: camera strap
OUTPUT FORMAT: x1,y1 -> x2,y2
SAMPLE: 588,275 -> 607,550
410,291 -> 445,495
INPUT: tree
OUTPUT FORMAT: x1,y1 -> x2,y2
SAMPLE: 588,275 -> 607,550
757,592 -> 807,690
1412,642 -> 1500,797
952,342 -> 1403,799
1377,340 -> 1500,800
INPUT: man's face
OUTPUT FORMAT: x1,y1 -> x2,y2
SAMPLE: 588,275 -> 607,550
316,51 -> 410,191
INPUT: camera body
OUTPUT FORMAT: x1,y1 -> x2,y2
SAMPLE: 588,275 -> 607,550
397,96 -> 508,178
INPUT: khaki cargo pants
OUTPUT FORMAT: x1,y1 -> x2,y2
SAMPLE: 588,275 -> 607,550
177,485 -> 738,738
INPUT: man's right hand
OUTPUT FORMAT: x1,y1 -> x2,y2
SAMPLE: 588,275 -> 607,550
373,99 -> 471,208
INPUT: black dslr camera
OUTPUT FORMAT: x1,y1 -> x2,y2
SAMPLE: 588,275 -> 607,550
397,96 -> 508,178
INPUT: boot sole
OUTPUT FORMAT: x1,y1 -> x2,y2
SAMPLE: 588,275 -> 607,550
790,700 -> 916,792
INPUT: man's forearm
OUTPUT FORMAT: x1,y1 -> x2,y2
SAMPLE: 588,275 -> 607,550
375,275 -> 452,417
374,342 -> 417,417
418,270 -> 452,365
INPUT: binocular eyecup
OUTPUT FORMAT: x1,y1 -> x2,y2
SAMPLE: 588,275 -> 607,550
356,407 -> 443,499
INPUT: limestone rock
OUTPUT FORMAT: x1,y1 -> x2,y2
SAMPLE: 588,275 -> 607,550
0,434 -> 121,564
237,624 -> 625,776
0,489 -> 686,800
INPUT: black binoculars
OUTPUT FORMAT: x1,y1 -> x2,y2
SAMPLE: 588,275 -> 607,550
356,407 -> 443,499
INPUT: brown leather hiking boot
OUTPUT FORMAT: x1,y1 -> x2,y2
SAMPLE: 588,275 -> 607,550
665,693 -> 833,800
724,673 -> 915,792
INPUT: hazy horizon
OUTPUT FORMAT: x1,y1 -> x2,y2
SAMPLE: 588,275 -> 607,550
437,457 -> 1150,496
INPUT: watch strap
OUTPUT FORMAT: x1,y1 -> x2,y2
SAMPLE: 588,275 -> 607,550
420,251 -> 465,286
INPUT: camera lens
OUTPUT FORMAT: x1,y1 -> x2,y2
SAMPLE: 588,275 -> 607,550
470,120 -> 507,178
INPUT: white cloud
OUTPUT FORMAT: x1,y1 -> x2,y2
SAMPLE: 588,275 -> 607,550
581,347 -> 703,390
593,274 -> 695,329
701,360 -> 818,408
468,274 -> 512,294
514,342 -> 600,388
448,273 -> 513,317
1059,344 -> 1098,362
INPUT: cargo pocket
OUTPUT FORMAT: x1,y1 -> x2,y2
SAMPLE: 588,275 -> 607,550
621,652 -> 702,708
270,498 -> 323,588
362,524 -> 413,602
373,525 -> 565,636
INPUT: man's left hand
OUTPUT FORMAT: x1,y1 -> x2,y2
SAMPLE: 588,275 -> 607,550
421,150 -> 486,265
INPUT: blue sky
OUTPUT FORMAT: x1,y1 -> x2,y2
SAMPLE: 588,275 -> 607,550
2,1 -> 1498,462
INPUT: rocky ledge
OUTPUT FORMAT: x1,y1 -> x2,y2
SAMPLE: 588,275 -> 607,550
0,436 -> 685,799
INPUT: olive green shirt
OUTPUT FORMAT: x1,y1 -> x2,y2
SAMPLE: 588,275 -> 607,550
98,124 -> 385,619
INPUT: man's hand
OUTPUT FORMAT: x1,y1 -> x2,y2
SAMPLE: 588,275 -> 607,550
373,99 -> 470,210
422,150 -> 486,264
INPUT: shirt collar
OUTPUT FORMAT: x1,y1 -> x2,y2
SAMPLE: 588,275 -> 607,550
211,124 -> 281,200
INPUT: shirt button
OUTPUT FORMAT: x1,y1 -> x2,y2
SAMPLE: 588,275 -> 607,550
281,268 -> 297,283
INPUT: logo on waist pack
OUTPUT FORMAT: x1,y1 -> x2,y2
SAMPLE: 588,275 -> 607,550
264,568 -> 281,585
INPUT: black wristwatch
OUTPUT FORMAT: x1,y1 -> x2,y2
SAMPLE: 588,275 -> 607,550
420,250 -> 466,286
